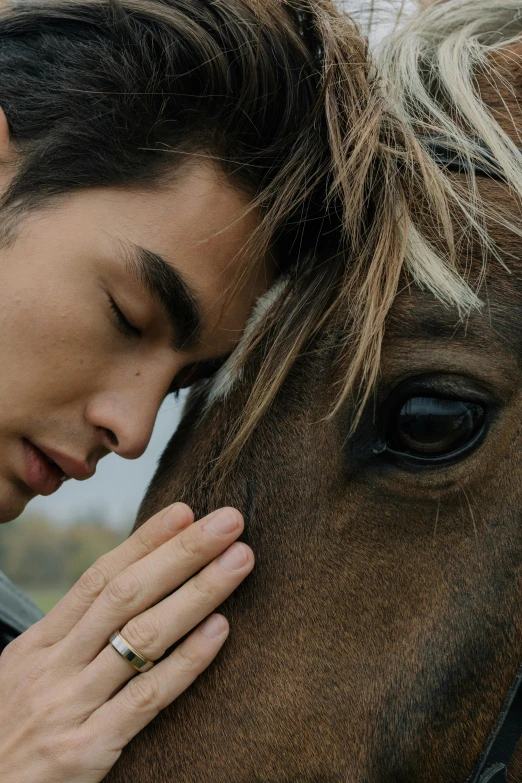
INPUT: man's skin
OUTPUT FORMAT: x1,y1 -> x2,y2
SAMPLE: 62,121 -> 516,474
0,105 -> 265,782
0,107 -> 273,523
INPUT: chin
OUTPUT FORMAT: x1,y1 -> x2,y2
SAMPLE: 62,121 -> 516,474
0,477 -> 32,523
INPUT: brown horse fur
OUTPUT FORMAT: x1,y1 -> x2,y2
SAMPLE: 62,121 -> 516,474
105,33 -> 522,783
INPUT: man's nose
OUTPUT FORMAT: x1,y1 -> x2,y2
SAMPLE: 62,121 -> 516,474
85,391 -> 162,460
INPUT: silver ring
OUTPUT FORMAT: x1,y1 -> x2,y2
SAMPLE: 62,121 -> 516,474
109,630 -> 155,673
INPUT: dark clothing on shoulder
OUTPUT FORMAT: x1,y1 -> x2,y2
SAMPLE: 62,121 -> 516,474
0,570 -> 44,652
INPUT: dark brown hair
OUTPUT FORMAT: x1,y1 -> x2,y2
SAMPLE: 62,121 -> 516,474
2,0 -> 499,473
0,0 -> 370,456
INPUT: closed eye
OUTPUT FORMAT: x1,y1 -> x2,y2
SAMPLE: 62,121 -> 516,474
165,355 -> 231,397
108,295 -> 141,339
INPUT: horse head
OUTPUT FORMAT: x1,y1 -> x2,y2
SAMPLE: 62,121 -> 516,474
108,1 -> 522,780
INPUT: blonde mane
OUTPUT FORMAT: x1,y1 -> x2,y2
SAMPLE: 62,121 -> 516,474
375,0 -> 522,293
206,0 -> 522,469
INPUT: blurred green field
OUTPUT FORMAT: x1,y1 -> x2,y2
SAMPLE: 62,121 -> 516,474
1,515 -> 127,615
22,586 -> 69,614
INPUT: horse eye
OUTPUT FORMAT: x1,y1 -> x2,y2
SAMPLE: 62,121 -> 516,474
387,396 -> 485,458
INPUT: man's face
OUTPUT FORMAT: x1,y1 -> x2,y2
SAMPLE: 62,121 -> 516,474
0,162 -> 270,522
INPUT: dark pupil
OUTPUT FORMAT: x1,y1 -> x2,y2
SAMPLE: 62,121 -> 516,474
390,397 -> 485,456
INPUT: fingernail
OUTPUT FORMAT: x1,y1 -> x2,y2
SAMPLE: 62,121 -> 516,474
206,508 -> 240,536
163,503 -> 192,533
218,543 -> 249,571
199,614 -> 228,638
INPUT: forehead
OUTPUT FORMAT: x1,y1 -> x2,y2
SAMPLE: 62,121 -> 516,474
17,161 -> 264,355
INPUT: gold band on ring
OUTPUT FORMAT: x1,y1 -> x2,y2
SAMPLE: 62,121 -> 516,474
109,630 -> 155,673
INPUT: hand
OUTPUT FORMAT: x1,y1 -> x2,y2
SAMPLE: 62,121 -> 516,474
0,503 -> 254,783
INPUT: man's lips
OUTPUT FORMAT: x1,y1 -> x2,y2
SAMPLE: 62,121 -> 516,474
22,439 -> 66,496
21,439 -> 95,496
34,443 -> 95,481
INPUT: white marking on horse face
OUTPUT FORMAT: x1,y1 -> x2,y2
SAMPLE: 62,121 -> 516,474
206,276 -> 289,403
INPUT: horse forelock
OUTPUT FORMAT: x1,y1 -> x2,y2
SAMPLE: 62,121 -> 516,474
201,0 -> 522,476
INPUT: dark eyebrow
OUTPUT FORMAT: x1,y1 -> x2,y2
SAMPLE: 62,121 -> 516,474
120,242 -> 202,351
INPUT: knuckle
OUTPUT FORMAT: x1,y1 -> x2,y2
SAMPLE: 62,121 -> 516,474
1,634 -> 27,662
175,643 -> 204,674
189,574 -> 217,605
174,531 -> 200,562
4,618 -> 45,656
123,615 -> 158,656
131,524 -> 156,559
126,672 -> 161,711
104,569 -> 142,609
18,618 -> 46,647
76,559 -> 111,600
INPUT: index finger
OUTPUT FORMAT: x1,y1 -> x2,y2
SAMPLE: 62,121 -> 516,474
29,502 -> 194,647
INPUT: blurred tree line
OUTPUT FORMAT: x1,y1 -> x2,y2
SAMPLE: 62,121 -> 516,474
0,514 -> 127,590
